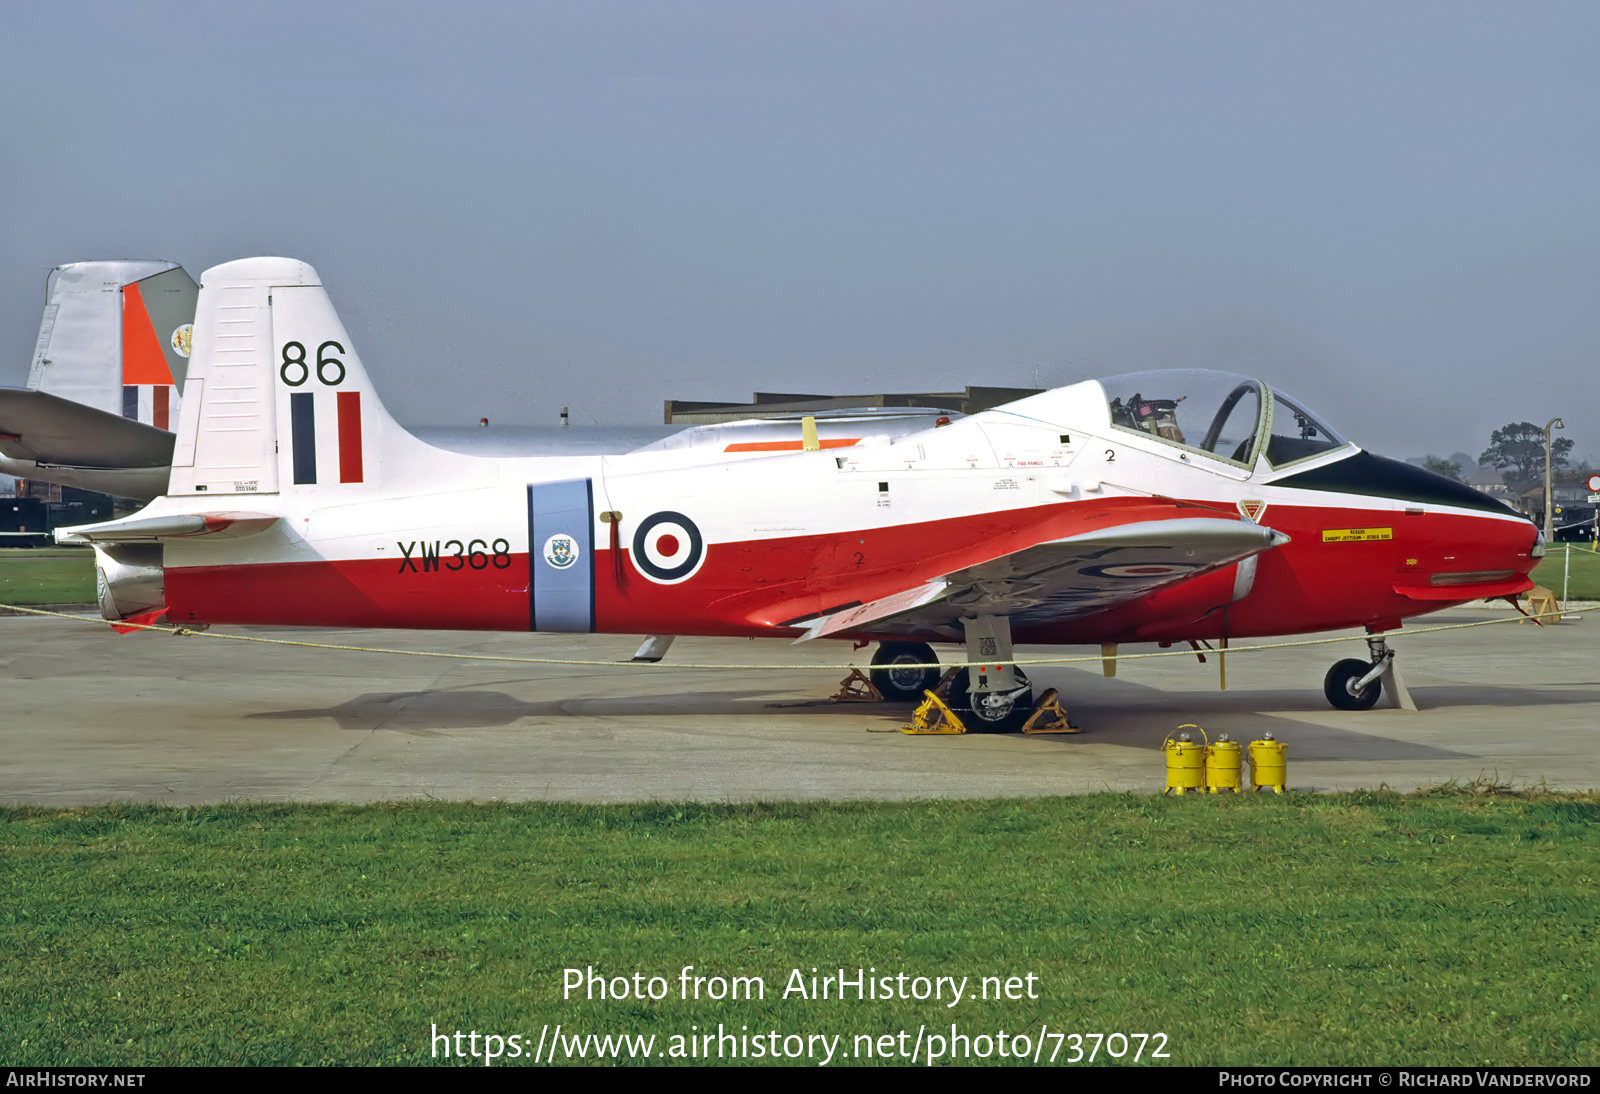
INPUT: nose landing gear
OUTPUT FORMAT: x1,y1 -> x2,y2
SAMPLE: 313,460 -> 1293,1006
1324,658 -> 1382,710
1322,631 -> 1417,711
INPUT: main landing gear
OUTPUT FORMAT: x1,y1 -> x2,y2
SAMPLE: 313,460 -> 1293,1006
1322,631 -> 1417,712
951,615 -> 1035,732
869,641 -> 942,702
947,666 -> 1034,733
869,617 -> 1037,732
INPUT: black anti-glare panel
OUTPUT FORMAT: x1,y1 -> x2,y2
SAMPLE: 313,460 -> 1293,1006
1270,451 -> 1524,518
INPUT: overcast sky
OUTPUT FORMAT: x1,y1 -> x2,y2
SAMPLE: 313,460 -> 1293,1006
2,1 -> 1595,466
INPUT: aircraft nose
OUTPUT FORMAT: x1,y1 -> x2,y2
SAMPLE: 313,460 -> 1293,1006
1480,516 -> 1541,578
1395,512 -> 1540,603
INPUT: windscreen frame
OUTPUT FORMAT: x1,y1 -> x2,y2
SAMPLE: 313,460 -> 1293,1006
1102,370 -> 1270,472
1259,385 -> 1353,471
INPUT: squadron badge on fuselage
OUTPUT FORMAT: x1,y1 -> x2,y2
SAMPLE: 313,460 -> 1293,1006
544,535 -> 579,569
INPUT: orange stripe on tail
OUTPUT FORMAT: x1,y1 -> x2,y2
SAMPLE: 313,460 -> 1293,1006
121,282 -> 175,386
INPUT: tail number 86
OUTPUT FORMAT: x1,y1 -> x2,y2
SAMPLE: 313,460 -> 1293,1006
280,341 -> 347,386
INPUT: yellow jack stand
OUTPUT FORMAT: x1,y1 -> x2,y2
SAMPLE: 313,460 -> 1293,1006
1522,586 -> 1557,624
1100,642 -> 1118,677
1020,688 -> 1081,734
831,668 -> 884,702
901,690 -> 967,734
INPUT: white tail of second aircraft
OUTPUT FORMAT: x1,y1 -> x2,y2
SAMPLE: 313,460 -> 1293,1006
29,259 -> 196,428
1,260 -> 197,499
168,257 -> 436,499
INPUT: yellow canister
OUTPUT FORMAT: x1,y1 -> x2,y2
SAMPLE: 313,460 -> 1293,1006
1248,733 -> 1288,793
1162,724 -> 1208,795
1206,734 -> 1243,793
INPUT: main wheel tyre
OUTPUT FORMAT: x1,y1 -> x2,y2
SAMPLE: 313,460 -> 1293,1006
947,668 -> 1034,733
1324,659 -> 1381,711
870,642 -> 941,703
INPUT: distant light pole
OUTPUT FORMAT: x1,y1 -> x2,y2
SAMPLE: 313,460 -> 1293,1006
1543,417 -> 1564,543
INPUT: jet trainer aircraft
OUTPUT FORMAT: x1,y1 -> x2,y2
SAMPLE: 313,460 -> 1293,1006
57,257 -> 1540,727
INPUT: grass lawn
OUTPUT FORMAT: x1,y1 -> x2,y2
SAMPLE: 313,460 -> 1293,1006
0,547 -> 95,605
2,791 -> 1595,1067
1533,546 -> 1600,602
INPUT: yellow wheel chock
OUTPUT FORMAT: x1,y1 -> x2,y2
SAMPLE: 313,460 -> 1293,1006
901,690 -> 967,734
1020,688 -> 1081,734
831,668 -> 884,703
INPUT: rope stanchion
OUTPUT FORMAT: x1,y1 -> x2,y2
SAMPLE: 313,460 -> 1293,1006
0,601 -> 1575,673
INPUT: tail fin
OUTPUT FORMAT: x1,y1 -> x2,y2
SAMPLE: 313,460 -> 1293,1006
29,260 -> 197,430
168,257 -> 412,498
1,260 -> 194,499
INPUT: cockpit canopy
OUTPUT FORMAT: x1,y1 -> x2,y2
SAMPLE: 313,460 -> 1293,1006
1100,369 -> 1349,470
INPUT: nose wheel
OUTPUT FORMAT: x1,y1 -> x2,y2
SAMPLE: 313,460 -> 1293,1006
1322,632 -> 1418,711
1324,659 -> 1382,710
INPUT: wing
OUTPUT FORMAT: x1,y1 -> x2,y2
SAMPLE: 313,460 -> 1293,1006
0,387 -> 175,499
0,387 -> 175,468
794,517 -> 1288,641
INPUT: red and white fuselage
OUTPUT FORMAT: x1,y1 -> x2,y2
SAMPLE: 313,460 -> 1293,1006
64,258 -> 1539,654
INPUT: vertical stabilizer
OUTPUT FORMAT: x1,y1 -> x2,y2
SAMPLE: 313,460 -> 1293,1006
168,258 -> 407,498
28,260 -> 196,430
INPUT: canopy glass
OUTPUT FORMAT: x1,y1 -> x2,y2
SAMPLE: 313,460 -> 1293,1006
1099,370 -> 1348,469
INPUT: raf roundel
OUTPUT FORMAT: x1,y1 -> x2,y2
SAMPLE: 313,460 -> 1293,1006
632,511 -> 704,583
1078,562 -> 1203,580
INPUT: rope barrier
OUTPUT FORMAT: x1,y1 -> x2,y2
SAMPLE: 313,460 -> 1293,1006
0,600 -> 1579,673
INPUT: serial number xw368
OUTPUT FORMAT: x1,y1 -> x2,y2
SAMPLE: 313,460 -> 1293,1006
396,539 -> 513,573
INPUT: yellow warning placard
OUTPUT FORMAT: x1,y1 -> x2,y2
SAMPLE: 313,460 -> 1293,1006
1322,527 -> 1393,543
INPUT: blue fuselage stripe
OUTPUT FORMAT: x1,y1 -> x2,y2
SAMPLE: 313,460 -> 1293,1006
528,479 -> 595,632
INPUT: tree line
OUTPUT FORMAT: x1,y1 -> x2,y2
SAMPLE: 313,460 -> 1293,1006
1423,422 -> 1586,494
